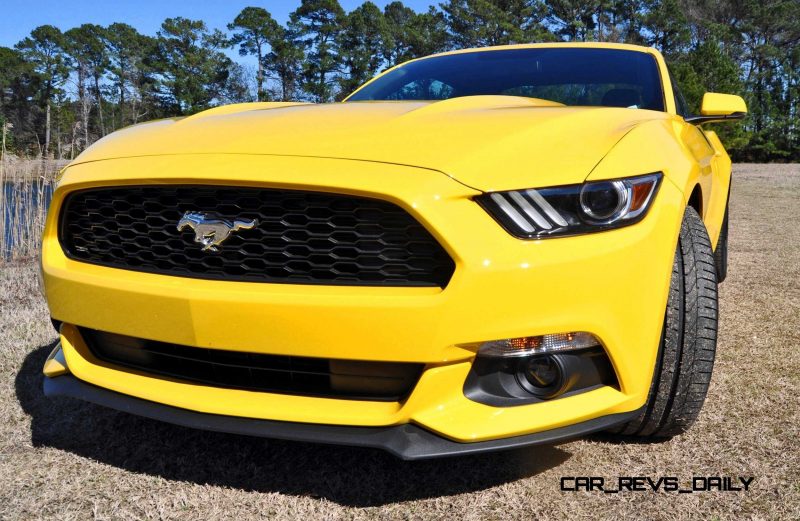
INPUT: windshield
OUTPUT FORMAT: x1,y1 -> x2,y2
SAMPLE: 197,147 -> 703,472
347,48 -> 665,111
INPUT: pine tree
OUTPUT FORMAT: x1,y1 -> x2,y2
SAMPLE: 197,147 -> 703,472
337,2 -> 389,98
383,4 -> 447,65
289,0 -> 345,102
64,24 -> 108,149
442,0 -> 551,48
228,7 -> 281,101
105,23 -> 154,126
152,18 -> 234,114
15,25 -> 68,157
265,32 -> 305,102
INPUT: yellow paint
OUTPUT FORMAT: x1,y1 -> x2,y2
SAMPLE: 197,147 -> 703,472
43,343 -> 69,377
41,43 -> 740,443
700,92 -> 748,116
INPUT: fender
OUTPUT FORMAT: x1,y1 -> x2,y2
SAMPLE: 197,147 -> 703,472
586,117 -> 728,249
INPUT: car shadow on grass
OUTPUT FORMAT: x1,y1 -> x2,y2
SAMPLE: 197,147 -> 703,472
17,342 -> 571,507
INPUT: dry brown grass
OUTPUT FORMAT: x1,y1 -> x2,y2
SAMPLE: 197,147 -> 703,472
0,164 -> 798,520
0,158 -> 64,260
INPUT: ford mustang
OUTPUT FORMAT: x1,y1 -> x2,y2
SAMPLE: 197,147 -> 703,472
40,42 -> 746,459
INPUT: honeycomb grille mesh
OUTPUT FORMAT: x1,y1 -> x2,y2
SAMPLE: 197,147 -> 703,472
59,186 -> 455,286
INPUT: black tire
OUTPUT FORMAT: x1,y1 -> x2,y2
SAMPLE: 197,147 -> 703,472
714,202 -> 729,283
610,207 -> 718,438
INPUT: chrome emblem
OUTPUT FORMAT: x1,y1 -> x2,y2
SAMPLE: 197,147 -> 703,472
177,211 -> 258,252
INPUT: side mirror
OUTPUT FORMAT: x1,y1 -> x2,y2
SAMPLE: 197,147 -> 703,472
685,93 -> 747,124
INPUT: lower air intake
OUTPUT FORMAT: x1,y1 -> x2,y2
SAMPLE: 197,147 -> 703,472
80,328 -> 424,402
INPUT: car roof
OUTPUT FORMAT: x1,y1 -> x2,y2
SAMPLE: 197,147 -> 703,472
420,42 -> 661,61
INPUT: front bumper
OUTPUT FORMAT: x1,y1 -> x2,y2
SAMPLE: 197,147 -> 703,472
44,357 -> 642,459
42,154 -> 685,446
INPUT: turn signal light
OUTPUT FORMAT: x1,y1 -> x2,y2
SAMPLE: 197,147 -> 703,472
478,332 -> 601,357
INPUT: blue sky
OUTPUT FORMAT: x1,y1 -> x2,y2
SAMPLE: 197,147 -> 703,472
0,0 -> 437,48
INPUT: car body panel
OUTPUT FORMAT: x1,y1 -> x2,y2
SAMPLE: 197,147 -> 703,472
588,117 -> 729,248
41,42 -> 737,449
42,152 -> 686,441
68,97 -> 667,193
701,130 -> 733,245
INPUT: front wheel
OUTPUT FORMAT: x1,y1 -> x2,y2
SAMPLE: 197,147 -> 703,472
611,207 -> 718,437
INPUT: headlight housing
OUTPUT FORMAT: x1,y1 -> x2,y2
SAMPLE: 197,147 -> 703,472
476,172 -> 662,238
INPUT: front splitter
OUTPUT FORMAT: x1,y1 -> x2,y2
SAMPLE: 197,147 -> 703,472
44,371 -> 641,460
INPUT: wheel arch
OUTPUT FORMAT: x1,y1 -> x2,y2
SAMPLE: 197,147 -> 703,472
687,184 -> 703,216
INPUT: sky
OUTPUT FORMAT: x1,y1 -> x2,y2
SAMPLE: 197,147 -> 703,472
0,0 -> 437,48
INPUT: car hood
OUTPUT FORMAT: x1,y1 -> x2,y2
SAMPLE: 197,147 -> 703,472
72,96 -> 669,192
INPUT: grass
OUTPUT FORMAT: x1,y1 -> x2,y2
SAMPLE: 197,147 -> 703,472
0,158 -> 64,260
0,164 -> 798,519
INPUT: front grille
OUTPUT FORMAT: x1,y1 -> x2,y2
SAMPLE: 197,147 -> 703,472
59,185 -> 455,287
81,328 -> 424,401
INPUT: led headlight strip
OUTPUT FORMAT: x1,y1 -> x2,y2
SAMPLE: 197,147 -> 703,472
476,172 -> 662,238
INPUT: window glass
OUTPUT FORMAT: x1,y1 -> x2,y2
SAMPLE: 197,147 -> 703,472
669,70 -> 692,117
349,48 -> 665,111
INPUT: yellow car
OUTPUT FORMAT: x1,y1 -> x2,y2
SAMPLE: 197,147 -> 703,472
41,43 -> 746,459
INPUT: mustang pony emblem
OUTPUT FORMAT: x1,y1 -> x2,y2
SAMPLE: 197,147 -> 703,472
177,212 -> 259,252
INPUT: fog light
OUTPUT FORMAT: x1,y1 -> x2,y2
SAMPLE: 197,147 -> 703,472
524,356 -> 559,386
517,355 -> 567,398
477,332 -> 600,357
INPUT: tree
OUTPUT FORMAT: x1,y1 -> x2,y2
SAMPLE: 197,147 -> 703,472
0,47 -> 37,153
220,62 -> 257,103
337,2 -> 389,97
265,32 -> 305,101
152,17 -> 233,114
406,8 -> 449,57
641,0 -> 690,57
0,1 -> 798,161
733,0 -> 800,160
545,0 -> 602,41
441,0 -> 550,48
64,24 -> 108,149
0,48 -> 27,108
228,7 -> 281,101
679,0 -> 800,160
15,25 -> 68,157
585,0 -> 647,42
105,23 -> 154,126
289,0 -> 345,102
383,3 -> 448,65
86,25 -> 109,137
0,48 -> 26,115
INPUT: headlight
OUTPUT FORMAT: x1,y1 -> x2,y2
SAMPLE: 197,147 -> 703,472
476,172 -> 662,238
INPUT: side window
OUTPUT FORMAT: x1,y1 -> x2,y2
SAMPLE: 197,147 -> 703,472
668,70 -> 691,118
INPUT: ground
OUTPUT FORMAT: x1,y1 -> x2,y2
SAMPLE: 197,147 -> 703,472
1,164 -> 798,520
